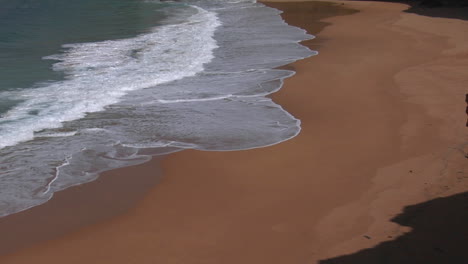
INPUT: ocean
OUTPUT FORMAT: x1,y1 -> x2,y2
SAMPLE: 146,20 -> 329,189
0,0 -> 314,217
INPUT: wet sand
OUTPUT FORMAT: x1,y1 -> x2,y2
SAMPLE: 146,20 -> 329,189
0,1 -> 467,263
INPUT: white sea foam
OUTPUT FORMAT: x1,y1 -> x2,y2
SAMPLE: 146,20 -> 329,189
0,1 -> 315,218
35,131 -> 78,138
0,5 -> 220,149
157,95 -> 233,104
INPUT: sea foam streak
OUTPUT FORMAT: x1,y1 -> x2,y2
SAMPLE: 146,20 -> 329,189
0,1 -> 314,217
0,6 -> 219,149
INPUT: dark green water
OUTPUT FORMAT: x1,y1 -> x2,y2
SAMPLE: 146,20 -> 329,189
0,0 -> 170,91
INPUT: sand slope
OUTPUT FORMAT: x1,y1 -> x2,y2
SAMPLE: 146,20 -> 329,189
0,1 -> 466,263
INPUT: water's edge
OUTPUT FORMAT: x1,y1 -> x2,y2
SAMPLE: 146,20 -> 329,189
0,1 -> 315,218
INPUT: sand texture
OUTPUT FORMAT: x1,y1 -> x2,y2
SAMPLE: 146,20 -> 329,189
0,1 -> 467,263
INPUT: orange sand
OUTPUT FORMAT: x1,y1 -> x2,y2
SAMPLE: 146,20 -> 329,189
0,1 -> 466,263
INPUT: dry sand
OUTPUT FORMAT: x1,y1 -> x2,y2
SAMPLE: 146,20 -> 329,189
0,1 -> 466,263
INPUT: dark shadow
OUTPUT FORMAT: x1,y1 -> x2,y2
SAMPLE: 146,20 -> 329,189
465,94 -> 467,127
348,0 -> 468,20
406,5 -> 468,21
320,192 -> 468,264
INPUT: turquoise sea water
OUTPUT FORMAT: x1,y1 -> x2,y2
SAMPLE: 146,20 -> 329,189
0,0 -> 174,110
0,0 -> 315,217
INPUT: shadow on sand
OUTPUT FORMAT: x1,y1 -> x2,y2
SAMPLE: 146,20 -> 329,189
355,0 -> 468,20
320,192 -> 468,264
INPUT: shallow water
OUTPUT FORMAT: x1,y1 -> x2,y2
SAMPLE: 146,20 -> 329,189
0,0 -> 315,217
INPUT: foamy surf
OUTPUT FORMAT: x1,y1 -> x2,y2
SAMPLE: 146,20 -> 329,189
0,0 -> 315,217
0,5 -> 220,149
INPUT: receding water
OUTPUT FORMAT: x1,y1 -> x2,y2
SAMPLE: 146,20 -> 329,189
0,0 -> 315,217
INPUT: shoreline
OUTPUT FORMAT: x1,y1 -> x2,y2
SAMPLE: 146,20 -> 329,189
0,157 -> 163,255
0,1 -> 467,263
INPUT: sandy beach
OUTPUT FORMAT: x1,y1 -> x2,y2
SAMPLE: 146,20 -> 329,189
0,1 -> 467,263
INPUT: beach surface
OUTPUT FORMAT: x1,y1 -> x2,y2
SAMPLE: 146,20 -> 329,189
0,1 -> 467,263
